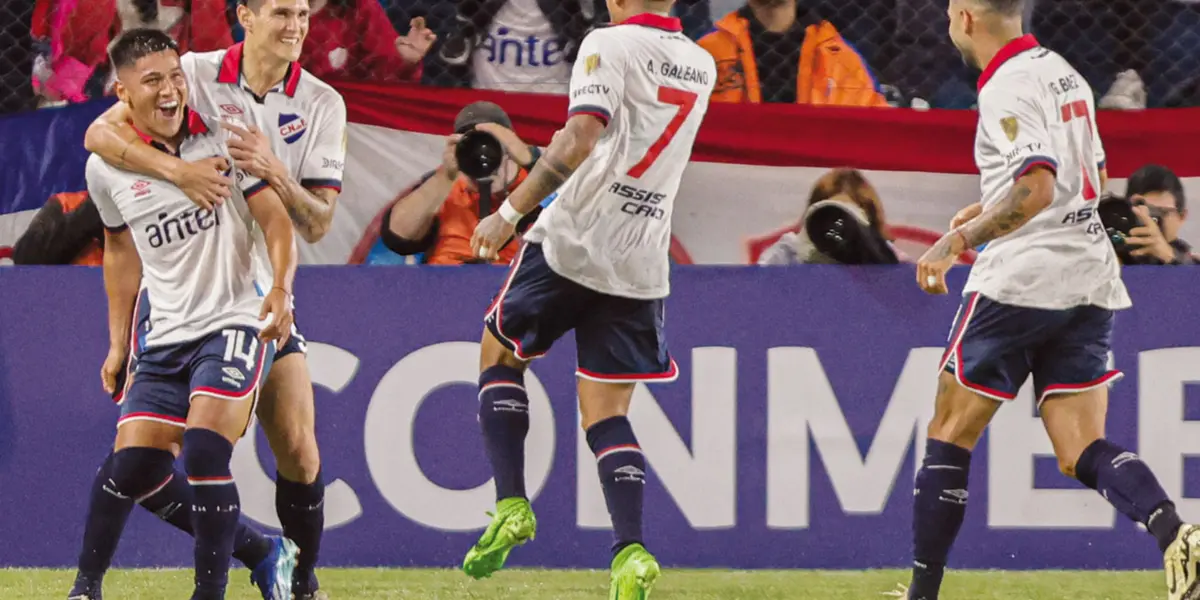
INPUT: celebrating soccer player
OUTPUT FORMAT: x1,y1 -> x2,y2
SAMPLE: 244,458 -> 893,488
905,1 -> 1200,599
463,0 -> 716,597
67,29 -> 299,600
82,2 -> 345,597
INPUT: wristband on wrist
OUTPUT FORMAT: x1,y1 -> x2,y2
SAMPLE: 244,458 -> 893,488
498,199 -> 525,225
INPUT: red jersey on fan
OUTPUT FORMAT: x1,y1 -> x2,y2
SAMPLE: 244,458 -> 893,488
301,0 -> 422,83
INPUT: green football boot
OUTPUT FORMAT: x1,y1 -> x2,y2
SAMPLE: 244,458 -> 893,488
609,543 -> 661,600
461,497 -> 537,579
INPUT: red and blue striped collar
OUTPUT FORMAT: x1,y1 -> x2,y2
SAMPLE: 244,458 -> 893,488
216,42 -> 303,97
128,107 -> 210,154
619,12 -> 682,32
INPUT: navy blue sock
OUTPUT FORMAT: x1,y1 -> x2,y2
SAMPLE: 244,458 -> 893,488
1075,439 -> 1182,552
276,470 -> 325,590
138,467 -> 271,569
183,429 -> 239,600
75,448 -> 174,587
909,439 -> 972,600
586,416 -> 646,555
478,365 -> 530,501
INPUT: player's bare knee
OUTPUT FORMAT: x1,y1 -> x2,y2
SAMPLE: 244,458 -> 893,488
577,379 -> 635,430
480,328 -> 527,372
275,438 -> 321,483
926,373 -> 996,450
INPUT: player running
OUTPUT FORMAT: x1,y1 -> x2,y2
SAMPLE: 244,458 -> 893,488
67,29 -> 298,600
904,1 -> 1200,599
83,2 -> 345,597
463,1 -> 714,597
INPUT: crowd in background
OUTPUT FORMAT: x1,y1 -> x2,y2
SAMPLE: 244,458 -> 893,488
2,0 -> 1200,114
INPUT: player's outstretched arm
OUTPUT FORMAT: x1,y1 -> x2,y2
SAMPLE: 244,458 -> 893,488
84,104 -> 233,210
505,114 -> 605,215
957,166 -> 1056,248
100,228 -> 142,382
246,186 -> 298,344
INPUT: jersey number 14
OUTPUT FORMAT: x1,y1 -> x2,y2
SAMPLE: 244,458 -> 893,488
626,86 -> 699,179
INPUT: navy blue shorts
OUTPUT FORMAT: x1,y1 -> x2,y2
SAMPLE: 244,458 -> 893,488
275,314 -> 307,360
939,292 -> 1122,404
484,242 -> 678,382
117,325 -> 274,429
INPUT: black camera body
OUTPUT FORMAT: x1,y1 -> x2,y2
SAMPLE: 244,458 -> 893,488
455,130 -> 504,181
1097,193 -> 1164,265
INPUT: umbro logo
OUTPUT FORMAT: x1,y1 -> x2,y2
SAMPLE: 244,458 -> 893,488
222,366 -> 245,381
492,398 -> 528,413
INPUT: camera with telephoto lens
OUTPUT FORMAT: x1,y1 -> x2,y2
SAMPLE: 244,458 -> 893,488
1097,193 -> 1165,265
804,198 -> 899,265
455,130 -> 504,180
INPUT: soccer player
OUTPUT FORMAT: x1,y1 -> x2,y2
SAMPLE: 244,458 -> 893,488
68,29 -> 299,600
83,2 -> 345,597
464,1 -> 715,597
908,1 -> 1200,599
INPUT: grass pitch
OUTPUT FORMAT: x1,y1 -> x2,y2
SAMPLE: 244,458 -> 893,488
0,568 -> 1166,599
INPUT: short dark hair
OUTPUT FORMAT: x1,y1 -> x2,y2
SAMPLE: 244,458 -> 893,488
977,0 -> 1025,17
239,0 -> 266,11
1127,164 -> 1186,212
108,28 -> 179,71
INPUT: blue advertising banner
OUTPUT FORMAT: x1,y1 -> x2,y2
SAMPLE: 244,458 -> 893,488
1,266 -> 1198,570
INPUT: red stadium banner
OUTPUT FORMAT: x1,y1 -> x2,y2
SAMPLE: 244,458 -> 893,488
325,82 -> 1200,266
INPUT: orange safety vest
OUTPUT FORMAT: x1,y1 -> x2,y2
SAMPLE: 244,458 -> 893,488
57,191 -> 105,266
426,169 -> 530,266
698,8 -> 889,108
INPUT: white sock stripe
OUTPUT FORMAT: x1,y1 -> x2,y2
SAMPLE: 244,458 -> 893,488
134,473 -> 175,503
187,477 -> 235,486
479,381 -> 526,397
595,445 -> 643,461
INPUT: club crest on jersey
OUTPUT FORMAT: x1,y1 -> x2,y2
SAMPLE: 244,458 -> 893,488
1000,117 -> 1019,142
278,113 -> 308,144
584,53 -> 601,75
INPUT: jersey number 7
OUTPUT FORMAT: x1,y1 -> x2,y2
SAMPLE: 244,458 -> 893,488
627,86 -> 699,179
1061,99 -> 1099,201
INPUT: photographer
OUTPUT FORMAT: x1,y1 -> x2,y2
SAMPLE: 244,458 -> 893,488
758,168 -> 900,265
381,101 -> 541,265
1112,164 -> 1197,265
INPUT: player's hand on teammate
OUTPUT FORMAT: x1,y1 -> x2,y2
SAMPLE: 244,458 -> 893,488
950,202 -> 983,229
395,17 -> 437,64
471,212 -> 516,262
172,156 -> 233,211
917,230 -> 966,295
1127,204 -> 1176,263
100,347 -> 128,395
472,122 -> 535,168
222,121 -> 284,182
258,287 -> 294,347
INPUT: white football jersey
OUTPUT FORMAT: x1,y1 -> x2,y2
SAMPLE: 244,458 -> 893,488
88,111 -> 269,348
964,35 -> 1130,311
179,44 -> 347,270
524,13 -> 715,299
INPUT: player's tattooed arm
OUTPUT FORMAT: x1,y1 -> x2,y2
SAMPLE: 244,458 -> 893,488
264,174 -> 338,244
506,114 -> 606,214
101,229 -> 142,352
85,104 -> 232,211
926,166 -> 1056,263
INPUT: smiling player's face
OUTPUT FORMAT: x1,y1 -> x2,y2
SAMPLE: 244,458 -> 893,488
242,0 -> 310,64
116,51 -> 188,143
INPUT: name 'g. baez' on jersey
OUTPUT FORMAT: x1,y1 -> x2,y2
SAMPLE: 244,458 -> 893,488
965,35 -> 1130,311
179,43 -> 347,269
87,110 -> 270,349
523,14 -> 716,300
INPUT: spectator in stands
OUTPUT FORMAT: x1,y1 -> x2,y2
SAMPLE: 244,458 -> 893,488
302,0 -> 436,83
11,190 -> 104,265
30,0 -> 231,105
379,101 -> 543,265
1121,164 -> 1198,265
434,0 -> 603,94
758,168 -> 898,264
698,0 -> 889,106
